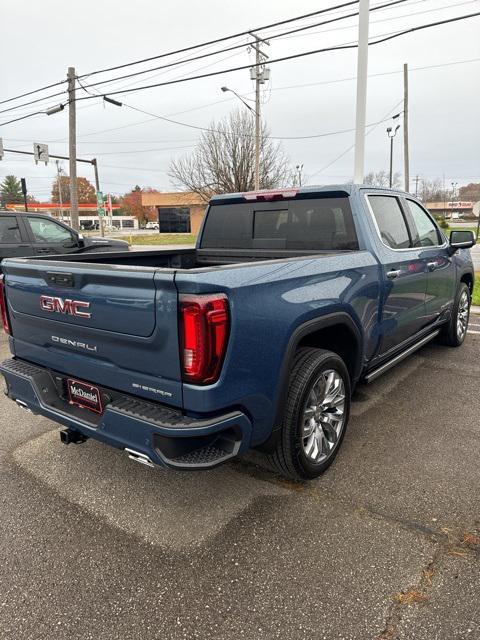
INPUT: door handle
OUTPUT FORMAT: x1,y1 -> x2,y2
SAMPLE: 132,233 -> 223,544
427,261 -> 438,271
386,269 -> 402,279
36,248 -> 52,254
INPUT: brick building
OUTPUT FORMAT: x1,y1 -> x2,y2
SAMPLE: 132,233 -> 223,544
141,191 -> 206,234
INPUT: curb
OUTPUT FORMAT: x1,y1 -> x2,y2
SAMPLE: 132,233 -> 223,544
471,305 -> 480,316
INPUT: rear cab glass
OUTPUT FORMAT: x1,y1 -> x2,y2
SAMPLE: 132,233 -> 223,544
200,195 -> 359,251
368,195 -> 410,250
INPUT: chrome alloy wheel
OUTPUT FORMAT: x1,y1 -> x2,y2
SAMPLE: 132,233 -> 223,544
457,290 -> 470,340
301,370 -> 346,463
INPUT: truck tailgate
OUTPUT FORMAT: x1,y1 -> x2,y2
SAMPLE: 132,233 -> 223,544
2,260 -> 183,407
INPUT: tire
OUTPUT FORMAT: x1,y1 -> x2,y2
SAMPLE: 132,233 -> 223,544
267,348 -> 351,480
439,282 -> 471,347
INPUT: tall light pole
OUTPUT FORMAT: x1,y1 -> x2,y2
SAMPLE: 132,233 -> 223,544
387,123 -> 400,188
221,86 -> 261,190
451,181 -> 458,221
296,164 -> 304,187
353,0 -> 370,184
403,63 -> 410,192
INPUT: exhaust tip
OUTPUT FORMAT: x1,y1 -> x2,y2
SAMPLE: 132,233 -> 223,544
125,448 -> 154,468
15,399 -> 32,413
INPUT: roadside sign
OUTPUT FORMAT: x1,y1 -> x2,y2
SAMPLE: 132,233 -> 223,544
96,191 -> 105,217
33,143 -> 49,165
0,138 -> 3,160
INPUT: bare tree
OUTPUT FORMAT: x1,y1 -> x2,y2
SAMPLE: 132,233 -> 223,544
419,178 -> 449,203
169,109 -> 291,200
364,170 -> 402,188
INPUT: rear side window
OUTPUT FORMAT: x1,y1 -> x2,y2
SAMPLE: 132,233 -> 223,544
0,216 -> 21,244
201,197 -> 359,251
405,199 -> 442,247
369,195 -> 410,250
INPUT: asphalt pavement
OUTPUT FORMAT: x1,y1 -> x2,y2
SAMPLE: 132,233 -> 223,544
0,321 -> 479,640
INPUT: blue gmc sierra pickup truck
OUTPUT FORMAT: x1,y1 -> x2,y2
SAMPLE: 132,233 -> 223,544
0,185 -> 475,480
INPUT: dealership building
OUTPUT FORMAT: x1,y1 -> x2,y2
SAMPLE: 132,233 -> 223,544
141,191 -> 206,234
426,201 -> 476,219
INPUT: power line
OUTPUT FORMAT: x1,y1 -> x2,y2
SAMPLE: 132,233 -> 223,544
0,79 -> 67,107
0,90 -> 67,116
0,0 -> 464,115
78,0 -> 362,80
2,10 -> 478,129
72,11 -> 480,104
79,0 -> 409,93
121,102 -> 402,141
0,110 -> 55,127
37,55 -> 473,142
308,99 -> 404,178
276,0 -> 478,41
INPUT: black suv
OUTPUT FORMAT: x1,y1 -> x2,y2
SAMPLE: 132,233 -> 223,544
0,211 -> 129,260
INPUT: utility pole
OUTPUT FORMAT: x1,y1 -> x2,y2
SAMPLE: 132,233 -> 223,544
250,34 -> 270,191
56,160 -> 65,222
403,63 -> 409,193
254,37 -> 261,191
414,174 -> 420,197
20,178 -> 28,212
67,67 -> 79,230
92,158 -> 105,237
353,0 -> 370,184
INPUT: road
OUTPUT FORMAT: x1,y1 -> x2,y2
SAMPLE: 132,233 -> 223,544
0,323 -> 479,640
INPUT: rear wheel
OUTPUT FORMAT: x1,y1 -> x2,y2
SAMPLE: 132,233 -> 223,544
267,348 -> 351,480
439,282 -> 471,347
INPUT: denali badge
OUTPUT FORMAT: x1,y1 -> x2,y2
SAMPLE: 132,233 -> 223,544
40,295 -> 91,318
51,335 -> 97,352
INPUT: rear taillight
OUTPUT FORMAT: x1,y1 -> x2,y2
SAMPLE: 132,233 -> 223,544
0,275 -> 11,335
179,293 -> 229,384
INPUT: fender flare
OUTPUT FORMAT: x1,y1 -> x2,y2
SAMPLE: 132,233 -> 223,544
257,312 -> 363,452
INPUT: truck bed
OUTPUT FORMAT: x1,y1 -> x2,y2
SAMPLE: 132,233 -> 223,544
24,247 -> 346,270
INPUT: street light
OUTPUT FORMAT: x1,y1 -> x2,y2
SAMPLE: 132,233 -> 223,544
220,86 -> 257,116
450,181 -> 458,222
386,123 -> 400,188
221,86 -> 260,191
296,163 -> 304,187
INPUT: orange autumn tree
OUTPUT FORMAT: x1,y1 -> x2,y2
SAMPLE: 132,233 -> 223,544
119,186 -> 156,225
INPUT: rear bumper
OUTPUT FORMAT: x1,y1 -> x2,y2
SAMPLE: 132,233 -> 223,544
0,357 -> 252,470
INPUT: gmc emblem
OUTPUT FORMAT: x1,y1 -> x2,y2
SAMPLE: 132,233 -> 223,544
40,295 -> 91,319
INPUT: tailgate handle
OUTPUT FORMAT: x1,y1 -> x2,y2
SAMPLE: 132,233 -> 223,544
46,271 -> 75,288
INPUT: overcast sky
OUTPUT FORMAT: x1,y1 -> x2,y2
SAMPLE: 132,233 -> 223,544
1,0 -> 479,200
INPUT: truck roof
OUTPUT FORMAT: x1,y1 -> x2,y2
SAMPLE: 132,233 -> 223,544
209,184 -> 411,203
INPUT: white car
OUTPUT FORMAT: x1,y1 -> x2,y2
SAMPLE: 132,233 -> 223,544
145,221 -> 159,230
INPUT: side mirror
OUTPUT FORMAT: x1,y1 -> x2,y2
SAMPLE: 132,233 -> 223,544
449,230 -> 476,253
63,233 -> 82,249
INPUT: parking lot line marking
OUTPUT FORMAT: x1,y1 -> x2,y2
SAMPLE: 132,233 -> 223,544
467,330 -> 480,334
468,323 -> 480,328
